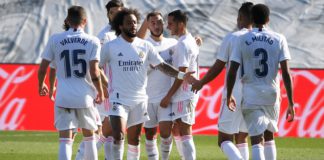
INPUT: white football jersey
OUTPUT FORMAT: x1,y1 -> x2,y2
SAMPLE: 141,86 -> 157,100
230,28 -> 291,106
41,28 -> 101,108
97,24 -> 117,95
171,33 -> 199,102
97,24 -> 117,45
146,36 -> 178,103
217,28 -> 249,102
100,36 -> 164,106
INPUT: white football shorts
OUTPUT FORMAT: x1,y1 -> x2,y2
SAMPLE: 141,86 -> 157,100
242,103 -> 280,136
54,106 -> 98,131
218,98 -> 248,134
144,102 -> 172,128
108,101 -> 149,128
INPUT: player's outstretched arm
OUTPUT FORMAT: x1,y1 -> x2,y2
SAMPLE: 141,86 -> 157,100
156,62 -> 194,108
191,59 -> 226,93
280,60 -> 295,122
90,60 -> 104,104
156,62 -> 194,79
38,59 -> 50,96
226,61 -> 239,111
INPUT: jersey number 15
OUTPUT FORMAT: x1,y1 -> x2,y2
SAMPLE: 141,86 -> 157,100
60,49 -> 87,78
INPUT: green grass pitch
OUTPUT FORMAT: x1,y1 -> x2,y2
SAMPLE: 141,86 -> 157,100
0,131 -> 323,160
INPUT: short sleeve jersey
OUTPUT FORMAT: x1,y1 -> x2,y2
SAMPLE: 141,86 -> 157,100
171,33 -> 199,102
230,28 -> 291,106
97,24 -> 117,45
41,28 -> 101,108
100,36 -> 164,106
217,28 -> 249,102
146,36 -> 178,103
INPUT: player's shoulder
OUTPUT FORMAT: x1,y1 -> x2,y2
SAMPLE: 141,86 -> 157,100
84,33 -> 101,46
97,26 -> 109,37
163,37 -> 178,44
50,31 -> 66,41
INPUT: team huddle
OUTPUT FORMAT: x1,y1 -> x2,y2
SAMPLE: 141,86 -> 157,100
37,1 -> 295,160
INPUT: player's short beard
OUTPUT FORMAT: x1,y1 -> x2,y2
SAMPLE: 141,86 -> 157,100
123,28 -> 137,38
150,29 -> 163,38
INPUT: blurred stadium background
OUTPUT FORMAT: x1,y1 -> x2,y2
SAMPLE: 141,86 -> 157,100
0,0 -> 323,159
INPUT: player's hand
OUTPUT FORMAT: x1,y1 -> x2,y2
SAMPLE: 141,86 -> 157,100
191,80 -> 203,94
286,103 -> 295,122
226,96 -> 236,112
183,71 -> 195,82
194,36 -> 203,46
160,95 -> 171,108
49,86 -> 56,101
39,83 -> 49,96
94,93 -> 104,104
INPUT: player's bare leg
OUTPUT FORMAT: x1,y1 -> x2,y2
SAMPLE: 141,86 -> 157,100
235,132 -> 249,160
81,128 -> 98,160
176,119 -> 196,160
264,130 -> 276,160
110,115 -> 126,160
159,121 -> 173,160
127,123 -> 144,160
251,134 -> 265,160
59,129 -> 74,160
144,127 -> 159,160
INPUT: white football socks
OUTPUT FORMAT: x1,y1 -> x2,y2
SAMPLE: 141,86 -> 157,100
236,143 -> 249,160
58,138 -> 73,160
160,136 -> 173,160
181,135 -> 196,160
112,140 -> 124,160
264,140 -> 276,160
220,141 -> 243,160
145,139 -> 159,160
252,144 -> 265,160
127,144 -> 140,160
83,136 -> 98,160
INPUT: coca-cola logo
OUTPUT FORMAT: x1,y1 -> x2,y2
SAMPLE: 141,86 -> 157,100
193,68 -> 324,138
0,66 -> 34,130
278,70 -> 324,138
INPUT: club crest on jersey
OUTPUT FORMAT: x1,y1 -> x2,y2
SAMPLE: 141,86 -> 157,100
138,51 -> 145,58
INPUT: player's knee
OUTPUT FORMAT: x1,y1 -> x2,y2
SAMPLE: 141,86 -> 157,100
235,132 -> 248,144
113,131 -> 124,142
250,134 -> 264,145
264,130 -> 274,141
144,128 -> 157,140
160,130 -> 171,139
218,131 -> 234,147
128,135 -> 140,145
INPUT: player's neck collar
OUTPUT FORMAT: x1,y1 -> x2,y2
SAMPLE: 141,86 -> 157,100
67,28 -> 84,33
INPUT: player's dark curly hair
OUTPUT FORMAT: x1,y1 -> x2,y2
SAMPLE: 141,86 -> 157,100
111,8 -> 141,36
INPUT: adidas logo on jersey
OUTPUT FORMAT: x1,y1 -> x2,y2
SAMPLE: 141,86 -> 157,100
118,52 -> 123,56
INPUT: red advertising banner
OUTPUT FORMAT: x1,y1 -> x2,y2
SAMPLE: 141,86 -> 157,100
0,64 -> 323,138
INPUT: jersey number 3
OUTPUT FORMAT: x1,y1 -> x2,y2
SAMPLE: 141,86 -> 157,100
254,48 -> 268,77
60,49 -> 87,78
